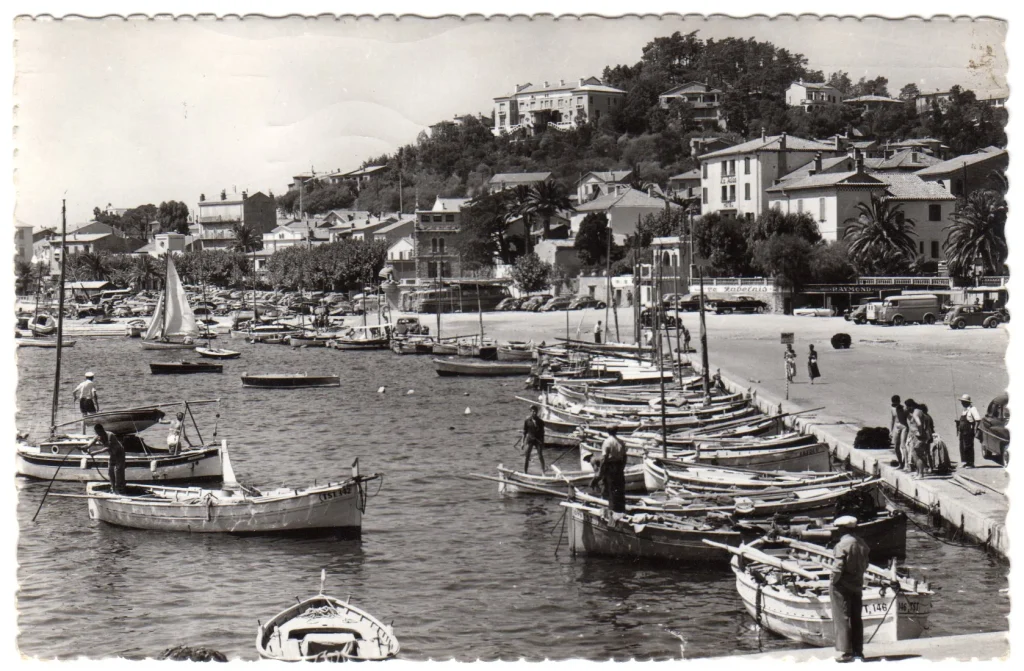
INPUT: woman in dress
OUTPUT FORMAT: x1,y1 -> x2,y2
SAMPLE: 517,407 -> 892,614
807,344 -> 821,384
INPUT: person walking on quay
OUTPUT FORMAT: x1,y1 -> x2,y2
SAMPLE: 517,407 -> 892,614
92,424 -> 126,495
626,291 -> 633,308
73,371 -> 99,416
830,515 -> 869,662
682,326 -> 691,352
956,394 -> 982,469
594,320 -> 603,344
807,344 -> 821,384
592,425 -> 627,514
890,395 -> 908,470
784,344 -> 797,383
521,405 -> 546,474
905,399 -> 934,479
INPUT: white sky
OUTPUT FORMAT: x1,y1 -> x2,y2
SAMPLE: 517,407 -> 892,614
13,14 -> 1008,230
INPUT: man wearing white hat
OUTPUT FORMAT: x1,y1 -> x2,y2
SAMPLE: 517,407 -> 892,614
956,394 -> 982,469
830,515 -> 869,662
73,372 -> 100,416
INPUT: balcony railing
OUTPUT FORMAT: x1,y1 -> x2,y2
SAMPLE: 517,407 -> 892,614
199,215 -> 242,224
415,222 -> 459,232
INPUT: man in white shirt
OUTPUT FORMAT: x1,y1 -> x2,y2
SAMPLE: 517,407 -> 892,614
73,372 -> 99,416
956,394 -> 982,468
594,320 -> 603,344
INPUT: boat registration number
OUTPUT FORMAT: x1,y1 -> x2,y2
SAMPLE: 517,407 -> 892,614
318,486 -> 353,501
863,600 -> 921,615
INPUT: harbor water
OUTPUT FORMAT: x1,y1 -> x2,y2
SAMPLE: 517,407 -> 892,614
15,337 -> 1010,660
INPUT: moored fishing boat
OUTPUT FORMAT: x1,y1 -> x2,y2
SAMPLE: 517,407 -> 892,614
257,572 -> 400,661
640,458 -> 856,494
487,463 -> 646,497
709,536 -> 931,646
16,336 -> 77,348
241,373 -> 341,388
433,358 -> 534,377
195,347 -> 241,359
84,458 -> 380,534
390,336 -> 436,355
497,342 -> 535,361
563,501 -> 907,563
150,361 -> 224,375
431,342 -> 458,355
329,324 -> 392,350
80,406 -> 167,434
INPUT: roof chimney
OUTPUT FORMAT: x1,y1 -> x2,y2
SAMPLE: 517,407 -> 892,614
579,77 -> 585,86
855,150 -> 864,173
543,81 -> 549,87
814,153 -> 822,173
761,126 -> 766,141
560,79 -> 565,86
834,135 -> 845,152
779,132 -> 787,151
911,151 -> 919,163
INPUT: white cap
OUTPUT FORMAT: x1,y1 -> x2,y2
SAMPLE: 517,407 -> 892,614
834,515 -> 859,528
960,394 -> 972,403
85,371 -> 95,378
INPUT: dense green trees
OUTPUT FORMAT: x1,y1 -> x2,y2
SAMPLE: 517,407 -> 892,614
841,194 -> 919,275
943,189 -> 1008,281
574,213 -> 619,267
509,253 -> 553,294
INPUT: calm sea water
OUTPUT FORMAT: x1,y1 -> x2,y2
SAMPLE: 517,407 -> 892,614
15,336 -> 1009,660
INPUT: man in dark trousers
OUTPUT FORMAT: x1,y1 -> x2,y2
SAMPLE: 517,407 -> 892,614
594,320 -> 603,344
830,515 -> 870,662
92,424 -> 126,495
594,425 -> 627,514
956,394 -> 981,469
522,405 -> 546,474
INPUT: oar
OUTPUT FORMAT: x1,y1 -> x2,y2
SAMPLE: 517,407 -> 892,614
32,436 -> 98,522
702,539 -> 818,580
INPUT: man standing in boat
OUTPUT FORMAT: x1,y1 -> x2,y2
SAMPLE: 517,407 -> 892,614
596,425 -> 627,514
830,515 -> 869,662
522,405 -> 546,474
92,424 -> 126,495
73,371 -> 99,416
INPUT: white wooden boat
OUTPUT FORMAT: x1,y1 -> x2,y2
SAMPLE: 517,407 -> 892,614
329,324 -> 392,350
196,347 -> 241,359
711,536 -> 932,646
490,463 -> 646,497
16,336 -> 77,348
241,373 -> 340,389
642,453 -> 841,492
16,438 -> 222,483
85,461 -> 380,534
257,572 -> 400,661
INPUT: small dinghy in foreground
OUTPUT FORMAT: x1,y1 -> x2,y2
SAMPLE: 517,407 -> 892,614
257,570 -> 400,662
195,347 -> 241,359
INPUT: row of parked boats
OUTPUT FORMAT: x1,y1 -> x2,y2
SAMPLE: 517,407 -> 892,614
472,345 -> 933,651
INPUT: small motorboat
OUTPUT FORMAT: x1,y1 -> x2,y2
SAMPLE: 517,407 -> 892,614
257,571 -> 400,661
16,336 -> 77,348
497,342 -> 535,361
196,347 -> 241,360
150,361 -> 224,375
241,373 -> 341,389
29,313 -> 57,336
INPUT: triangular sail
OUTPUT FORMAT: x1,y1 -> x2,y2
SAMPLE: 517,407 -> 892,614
164,258 -> 199,337
143,293 -> 165,340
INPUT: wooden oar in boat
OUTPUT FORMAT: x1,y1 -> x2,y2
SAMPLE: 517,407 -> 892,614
773,536 -> 898,582
701,539 -> 818,580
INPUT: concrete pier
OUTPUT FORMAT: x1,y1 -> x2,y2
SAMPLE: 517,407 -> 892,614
697,631 -> 1008,662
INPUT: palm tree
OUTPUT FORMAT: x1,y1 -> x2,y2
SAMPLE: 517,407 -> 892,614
77,251 -> 110,282
15,260 -> 35,296
130,255 -> 162,290
231,222 -> 263,299
508,184 -> 536,254
527,180 -> 574,239
842,194 -> 918,273
943,189 -> 1007,280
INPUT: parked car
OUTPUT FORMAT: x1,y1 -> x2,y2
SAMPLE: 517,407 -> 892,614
496,296 -> 526,311
977,393 -> 1009,466
943,304 -> 1004,329
539,295 -> 574,312
520,294 -> 553,312
569,296 -> 606,310
708,295 -> 769,314
663,294 -> 704,312
639,306 -> 679,328
866,294 -> 941,325
845,301 -> 882,324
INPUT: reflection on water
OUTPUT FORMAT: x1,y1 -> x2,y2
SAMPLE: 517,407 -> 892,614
16,337 -> 1009,660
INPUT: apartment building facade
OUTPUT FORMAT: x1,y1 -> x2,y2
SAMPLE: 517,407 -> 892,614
785,81 -> 844,110
657,81 -> 726,129
195,191 -> 277,250
413,197 -> 470,279
492,77 -> 626,135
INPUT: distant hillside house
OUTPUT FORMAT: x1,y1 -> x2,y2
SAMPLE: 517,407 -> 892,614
689,137 -> 735,157
575,170 -> 633,204
914,148 -> 1008,197
657,81 -> 726,130
413,197 -> 471,279
667,169 -> 701,200
195,191 -> 277,251
843,94 -> 907,111
914,91 -> 955,115
492,77 -> 626,136
785,81 -> 844,110
766,154 -> 956,260
573,187 -> 679,240
373,217 -> 416,245
487,172 -> 552,194
699,132 -> 846,219
864,148 -> 941,173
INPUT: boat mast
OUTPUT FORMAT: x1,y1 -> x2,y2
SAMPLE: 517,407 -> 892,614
699,266 -> 710,397
674,237 -> 682,382
49,200 -> 67,434
604,224 -> 611,344
162,249 -> 171,338
656,249 -> 667,458
436,262 -> 442,341
476,283 -> 484,343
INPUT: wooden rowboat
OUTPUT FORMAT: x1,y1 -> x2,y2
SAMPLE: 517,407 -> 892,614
80,407 -> 167,434
433,358 -> 533,377
564,502 -> 907,563
195,347 -> 241,359
16,336 -> 77,348
141,340 -> 197,351
257,574 -> 399,661
16,439 -> 222,483
85,471 -> 381,534
715,536 -> 931,646
241,374 -> 340,389
489,463 -> 647,497
150,361 -> 224,375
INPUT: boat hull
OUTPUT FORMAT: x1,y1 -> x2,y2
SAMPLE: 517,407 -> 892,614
496,464 -> 646,497
195,348 -> 241,359
433,358 -> 533,377
141,341 -> 197,350
16,445 -> 222,483
330,339 -> 390,350
86,479 -> 370,534
642,446 -> 834,490
241,375 -> 341,388
81,408 -> 166,434
257,594 -> 400,661
150,362 -> 223,375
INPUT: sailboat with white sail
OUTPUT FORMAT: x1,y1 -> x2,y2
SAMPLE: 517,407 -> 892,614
141,254 -> 200,350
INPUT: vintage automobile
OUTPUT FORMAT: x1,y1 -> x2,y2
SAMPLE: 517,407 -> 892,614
663,294 -> 704,312
944,304 -> 1004,329
394,317 -> 428,336
569,296 -> 607,310
977,393 -> 1009,466
639,306 -> 680,328
707,295 -> 769,314
496,296 -> 527,311
520,294 -> 553,312
539,295 -> 574,312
